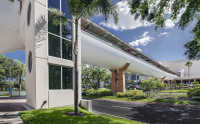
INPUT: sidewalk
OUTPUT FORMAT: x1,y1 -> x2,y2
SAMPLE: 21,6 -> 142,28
0,96 -> 26,124
0,112 -> 24,124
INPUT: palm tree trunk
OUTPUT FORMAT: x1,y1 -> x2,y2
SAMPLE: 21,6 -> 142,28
19,76 -> 21,96
189,67 -> 190,84
74,19 -> 79,115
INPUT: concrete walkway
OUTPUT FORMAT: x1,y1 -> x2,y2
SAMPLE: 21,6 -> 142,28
0,96 -> 26,124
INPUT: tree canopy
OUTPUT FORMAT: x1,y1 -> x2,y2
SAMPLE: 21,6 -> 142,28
128,0 -> 200,60
82,64 -> 111,90
0,55 -> 16,81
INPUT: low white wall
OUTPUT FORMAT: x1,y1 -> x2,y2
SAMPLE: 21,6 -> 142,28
80,99 -> 92,112
12,91 -> 26,96
48,90 -> 74,108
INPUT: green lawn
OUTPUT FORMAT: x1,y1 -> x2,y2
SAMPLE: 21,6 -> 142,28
20,107 -> 143,124
83,95 -> 200,105
158,90 -> 188,93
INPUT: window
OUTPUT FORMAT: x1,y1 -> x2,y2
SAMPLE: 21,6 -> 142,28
49,65 -> 61,89
27,3 -> 31,26
62,67 -> 73,89
48,0 -> 73,60
62,39 -> 72,60
61,0 -> 72,19
49,65 -> 73,90
28,51 -> 32,73
48,34 -> 61,58
62,21 -> 72,40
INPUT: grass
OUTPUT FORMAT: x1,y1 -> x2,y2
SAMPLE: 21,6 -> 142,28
20,107 -> 143,124
83,95 -> 200,106
158,90 -> 188,93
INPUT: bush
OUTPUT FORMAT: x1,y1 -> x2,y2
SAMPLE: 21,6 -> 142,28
86,89 -> 97,95
187,87 -> 200,98
96,89 -> 114,96
86,89 -> 114,96
116,90 -> 143,97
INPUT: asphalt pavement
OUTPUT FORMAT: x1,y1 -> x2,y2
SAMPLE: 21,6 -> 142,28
90,99 -> 200,124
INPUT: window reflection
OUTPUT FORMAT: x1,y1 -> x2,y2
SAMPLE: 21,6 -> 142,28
61,0 -> 72,19
48,34 -> 61,58
62,39 -> 72,60
62,21 -> 72,40
49,65 -> 61,89
62,67 -> 73,89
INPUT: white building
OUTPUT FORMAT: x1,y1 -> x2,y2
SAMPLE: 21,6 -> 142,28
0,0 -> 179,109
159,60 -> 200,83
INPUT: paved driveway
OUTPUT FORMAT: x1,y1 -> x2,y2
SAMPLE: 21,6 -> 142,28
0,96 -> 26,124
90,99 -> 200,124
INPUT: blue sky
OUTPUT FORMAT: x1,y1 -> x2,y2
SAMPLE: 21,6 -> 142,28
2,1 -> 194,63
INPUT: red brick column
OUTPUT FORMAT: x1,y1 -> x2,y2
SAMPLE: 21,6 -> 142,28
110,69 -> 117,92
118,62 -> 130,93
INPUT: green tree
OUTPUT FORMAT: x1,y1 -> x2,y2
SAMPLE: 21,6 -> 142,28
128,0 -> 200,60
0,55 -> 16,82
140,78 -> 157,97
10,60 -> 25,96
82,64 -> 111,90
49,0 -> 119,114
185,61 -> 193,84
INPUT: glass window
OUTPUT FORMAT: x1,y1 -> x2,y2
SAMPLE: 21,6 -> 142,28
62,67 -> 73,89
48,11 -> 60,35
48,0 -> 60,9
61,0 -> 72,19
48,0 -> 60,35
62,21 -> 72,40
49,34 -> 61,58
62,39 -> 72,60
49,65 -> 61,89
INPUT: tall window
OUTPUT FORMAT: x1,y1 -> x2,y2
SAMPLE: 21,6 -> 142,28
49,65 -> 73,90
48,0 -> 72,60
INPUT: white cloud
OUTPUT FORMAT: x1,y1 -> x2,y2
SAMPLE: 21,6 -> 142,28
159,32 -> 168,37
129,31 -> 154,46
136,48 -> 142,52
165,19 -> 175,29
99,1 -> 153,31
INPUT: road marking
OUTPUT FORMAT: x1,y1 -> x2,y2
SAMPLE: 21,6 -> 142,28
112,105 -> 132,110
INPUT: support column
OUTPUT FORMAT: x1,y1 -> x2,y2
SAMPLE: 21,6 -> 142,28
167,80 -> 171,88
110,69 -> 117,92
118,62 -> 130,93
161,76 -> 166,83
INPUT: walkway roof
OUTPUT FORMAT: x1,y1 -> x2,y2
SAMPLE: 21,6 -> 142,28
81,19 -> 179,76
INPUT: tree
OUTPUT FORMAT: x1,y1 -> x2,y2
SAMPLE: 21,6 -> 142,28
185,61 -> 193,84
81,64 -> 111,90
10,60 -> 25,96
128,0 -> 200,60
0,55 -> 16,82
140,78 -> 157,97
49,0 -> 119,114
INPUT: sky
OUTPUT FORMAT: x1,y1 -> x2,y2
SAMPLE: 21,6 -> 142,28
2,0 -> 195,64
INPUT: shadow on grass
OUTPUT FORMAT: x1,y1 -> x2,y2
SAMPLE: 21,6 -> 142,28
20,107 -> 138,124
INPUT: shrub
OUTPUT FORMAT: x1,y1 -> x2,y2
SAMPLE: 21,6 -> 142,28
96,89 -> 114,96
86,89 -> 97,95
116,90 -> 143,97
86,89 -> 114,96
187,87 -> 200,98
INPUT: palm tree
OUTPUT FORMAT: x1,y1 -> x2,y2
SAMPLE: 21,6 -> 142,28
10,60 -> 25,96
49,0 -> 119,115
185,61 -> 192,84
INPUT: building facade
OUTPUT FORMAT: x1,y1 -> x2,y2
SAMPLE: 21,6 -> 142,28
159,60 -> 200,83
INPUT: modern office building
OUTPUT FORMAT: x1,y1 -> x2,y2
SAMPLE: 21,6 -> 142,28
0,0 -> 179,109
158,60 -> 200,83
